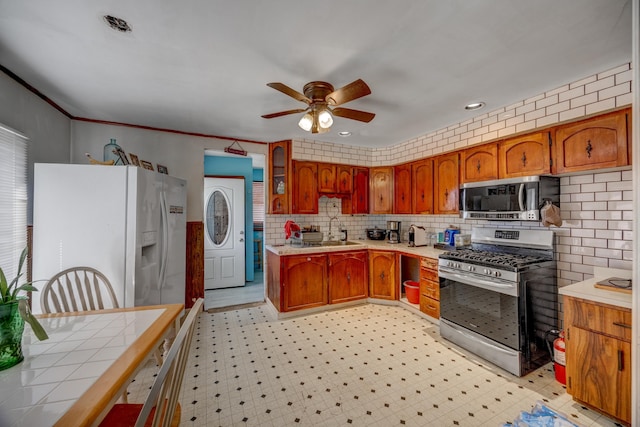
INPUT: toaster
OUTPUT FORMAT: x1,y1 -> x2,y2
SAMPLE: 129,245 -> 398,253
408,225 -> 429,247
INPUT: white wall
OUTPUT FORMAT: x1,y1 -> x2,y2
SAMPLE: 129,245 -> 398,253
70,121 -> 268,222
0,72 -> 71,223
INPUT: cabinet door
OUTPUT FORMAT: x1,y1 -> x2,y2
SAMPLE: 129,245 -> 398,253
412,159 -> 433,214
329,251 -> 368,304
498,132 -> 551,177
343,167 -> 369,214
393,163 -> 412,214
282,254 -> 327,311
336,165 -> 352,194
268,140 -> 290,214
433,153 -> 459,214
555,109 -> 630,174
318,163 -> 337,193
461,143 -> 498,183
370,167 -> 393,214
369,251 -> 396,300
566,326 -> 631,424
292,161 -> 318,214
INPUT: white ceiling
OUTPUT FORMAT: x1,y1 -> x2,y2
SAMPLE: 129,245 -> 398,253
0,0 -> 632,148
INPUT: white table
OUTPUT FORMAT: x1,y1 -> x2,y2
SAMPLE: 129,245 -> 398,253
0,304 -> 183,427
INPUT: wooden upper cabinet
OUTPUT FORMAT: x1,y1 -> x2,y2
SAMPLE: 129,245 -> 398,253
412,158 -> 433,214
268,140 -> 290,214
393,163 -> 412,214
317,163 -> 337,193
336,165 -> 352,194
343,167 -> 369,214
291,161 -> 318,214
498,132 -> 552,177
370,167 -> 393,214
555,108 -> 631,174
461,143 -> 498,183
433,153 -> 459,214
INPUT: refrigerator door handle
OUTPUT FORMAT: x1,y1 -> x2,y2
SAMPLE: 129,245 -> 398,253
158,190 -> 170,290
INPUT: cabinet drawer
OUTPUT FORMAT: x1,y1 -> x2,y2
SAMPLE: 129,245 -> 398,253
420,296 -> 440,318
565,297 -> 632,341
420,257 -> 438,270
420,266 -> 438,282
420,279 -> 439,300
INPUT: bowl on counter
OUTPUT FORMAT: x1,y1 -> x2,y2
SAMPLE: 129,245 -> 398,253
366,228 -> 387,240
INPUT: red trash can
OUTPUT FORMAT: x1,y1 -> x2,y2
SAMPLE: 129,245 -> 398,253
403,280 -> 420,304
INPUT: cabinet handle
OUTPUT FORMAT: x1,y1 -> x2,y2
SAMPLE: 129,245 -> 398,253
380,272 -> 385,280
444,189 -> 449,199
521,152 -> 527,166
476,160 -> 481,172
401,193 -> 405,201
421,192 -> 424,201
347,272 -> 351,282
586,140 -> 592,158
613,321 -> 632,329
618,350 -> 624,371
306,257 -> 311,262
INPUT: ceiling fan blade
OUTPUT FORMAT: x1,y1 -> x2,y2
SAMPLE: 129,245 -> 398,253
261,108 -> 308,119
266,83 -> 311,104
325,79 -> 371,106
332,107 -> 375,123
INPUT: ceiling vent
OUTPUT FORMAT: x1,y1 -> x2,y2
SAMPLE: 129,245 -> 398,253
103,15 -> 132,33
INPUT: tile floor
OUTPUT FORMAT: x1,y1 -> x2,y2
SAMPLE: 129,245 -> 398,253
127,304 -> 623,427
204,274 -> 265,311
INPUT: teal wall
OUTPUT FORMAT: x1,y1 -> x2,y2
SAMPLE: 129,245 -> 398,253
204,155 -> 255,282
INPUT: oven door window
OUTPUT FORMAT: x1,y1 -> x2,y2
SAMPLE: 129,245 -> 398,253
440,277 -> 521,350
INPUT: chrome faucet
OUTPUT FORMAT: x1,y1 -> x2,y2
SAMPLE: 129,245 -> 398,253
328,216 -> 342,241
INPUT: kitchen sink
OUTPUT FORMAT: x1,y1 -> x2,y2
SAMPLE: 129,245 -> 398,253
320,241 -> 362,247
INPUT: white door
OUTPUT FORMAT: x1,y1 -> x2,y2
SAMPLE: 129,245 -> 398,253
204,177 -> 245,289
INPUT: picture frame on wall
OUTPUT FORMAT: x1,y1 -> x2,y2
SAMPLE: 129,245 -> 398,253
113,146 -> 130,165
129,153 -> 140,166
157,164 -> 168,174
140,160 -> 154,171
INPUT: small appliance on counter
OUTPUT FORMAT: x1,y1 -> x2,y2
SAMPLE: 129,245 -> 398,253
387,221 -> 401,244
408,224 -> 429,247
366,227 -> 387,240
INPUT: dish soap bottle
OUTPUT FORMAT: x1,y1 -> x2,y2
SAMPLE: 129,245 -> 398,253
103,138 -> 122,164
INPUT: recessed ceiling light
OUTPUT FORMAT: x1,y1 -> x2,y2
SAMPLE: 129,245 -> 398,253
338,131 -> 352,137
465,102 -> 485,111
103,15 -> 132,33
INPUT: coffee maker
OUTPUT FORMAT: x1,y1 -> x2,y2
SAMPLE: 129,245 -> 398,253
386,221 -> 401,243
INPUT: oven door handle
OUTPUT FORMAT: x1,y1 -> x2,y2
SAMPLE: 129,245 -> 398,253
446,323 -> 516,356
439,267 -> 518,297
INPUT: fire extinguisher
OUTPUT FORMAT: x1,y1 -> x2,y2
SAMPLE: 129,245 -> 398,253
553,331 -> 566,385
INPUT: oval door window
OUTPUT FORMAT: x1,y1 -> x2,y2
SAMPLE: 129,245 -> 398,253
206,190 -> 230,246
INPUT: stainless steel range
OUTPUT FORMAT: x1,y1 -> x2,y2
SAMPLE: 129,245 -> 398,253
438,227 -> 557,376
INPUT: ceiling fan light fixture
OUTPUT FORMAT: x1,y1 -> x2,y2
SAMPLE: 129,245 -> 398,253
298,113 -> 313,131
465,102 -> 485,111
318,109 -> 333,129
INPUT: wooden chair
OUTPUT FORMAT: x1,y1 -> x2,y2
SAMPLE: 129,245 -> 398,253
99,298 -> 204,427
41,266 -> 119,313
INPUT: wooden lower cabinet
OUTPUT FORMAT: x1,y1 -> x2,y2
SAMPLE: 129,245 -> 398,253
267,250 -> 369,312
368,250 -> 397,300
328,251 -> 368,304
281,254 -> 328,312
419,257 -> 439,318
565,296 -> 631,425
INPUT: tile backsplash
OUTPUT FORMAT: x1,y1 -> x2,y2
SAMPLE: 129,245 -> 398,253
266,62 -> 633,288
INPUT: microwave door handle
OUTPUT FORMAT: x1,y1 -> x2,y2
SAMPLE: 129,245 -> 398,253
518,183 -> 525,211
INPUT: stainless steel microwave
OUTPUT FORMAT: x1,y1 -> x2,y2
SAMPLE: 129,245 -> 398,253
459,176 -> 560,221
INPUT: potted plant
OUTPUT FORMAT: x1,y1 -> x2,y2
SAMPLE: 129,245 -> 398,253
0,247 -> 48,371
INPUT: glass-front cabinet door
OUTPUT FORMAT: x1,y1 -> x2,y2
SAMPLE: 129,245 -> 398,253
268,140 -> 290,214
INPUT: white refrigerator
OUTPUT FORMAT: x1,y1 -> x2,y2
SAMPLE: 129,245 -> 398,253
32,163 -> 187,314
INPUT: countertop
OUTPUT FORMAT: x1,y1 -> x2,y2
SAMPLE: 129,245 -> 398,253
266,239 -> 447,259
558,267 -> 632,310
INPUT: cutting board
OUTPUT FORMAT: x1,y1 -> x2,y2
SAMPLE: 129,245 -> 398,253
594,277 -> 632,294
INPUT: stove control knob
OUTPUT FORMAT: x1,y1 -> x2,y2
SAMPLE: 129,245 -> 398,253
484,268 -> 490,275
494,271 -> 501,277
467,265 -> 474,272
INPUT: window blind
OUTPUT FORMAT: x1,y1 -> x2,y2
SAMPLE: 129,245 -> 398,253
0,123 -> 28,281
252,181 -> 264,224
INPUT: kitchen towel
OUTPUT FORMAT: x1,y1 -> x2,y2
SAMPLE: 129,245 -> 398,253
541,201 -> 562,227
284,220 -> 301,239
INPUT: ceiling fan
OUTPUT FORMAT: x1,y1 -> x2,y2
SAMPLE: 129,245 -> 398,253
262,79 -> 375,134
